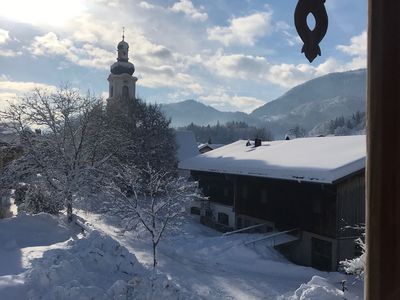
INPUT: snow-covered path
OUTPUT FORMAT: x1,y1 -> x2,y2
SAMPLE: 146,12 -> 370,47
79,211 -> 363,299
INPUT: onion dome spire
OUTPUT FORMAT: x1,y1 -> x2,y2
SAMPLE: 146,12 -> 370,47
111,27 -> 135,75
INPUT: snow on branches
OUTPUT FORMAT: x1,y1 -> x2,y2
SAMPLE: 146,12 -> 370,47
0,87 -> 113,221
340,224 -> 365,279
105,164 -> 202,268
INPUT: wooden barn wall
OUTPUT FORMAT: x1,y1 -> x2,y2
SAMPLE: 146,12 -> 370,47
336,172 -> 365,238
192,171 -> 338,238
234,176 -> 337,238
192,171 -> 234,206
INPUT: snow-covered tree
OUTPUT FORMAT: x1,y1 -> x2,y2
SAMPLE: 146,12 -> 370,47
105,164 -> 202,268
340,225 -> 365,279
287,125 -> 306,138
0,87 -> 114,221
107,96 -> 178,172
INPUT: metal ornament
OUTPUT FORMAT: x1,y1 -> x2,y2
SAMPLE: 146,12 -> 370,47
294,0 -> 328,63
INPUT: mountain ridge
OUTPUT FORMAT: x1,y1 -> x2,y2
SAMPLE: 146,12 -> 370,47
161,69 -> 367,138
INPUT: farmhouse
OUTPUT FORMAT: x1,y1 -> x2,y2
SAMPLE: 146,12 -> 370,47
180,135 -> 366,271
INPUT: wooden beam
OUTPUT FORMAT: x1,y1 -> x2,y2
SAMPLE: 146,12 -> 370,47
366,1 -> 400,299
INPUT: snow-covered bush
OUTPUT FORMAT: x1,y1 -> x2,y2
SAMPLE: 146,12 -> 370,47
14,183 -> 28,206
340,236 -> 365,279
20,183 -> 62,215
340,226 -> 365,279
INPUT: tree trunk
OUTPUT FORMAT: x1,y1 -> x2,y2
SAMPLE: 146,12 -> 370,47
152,241 -> 157,268
66,193 -> 73,222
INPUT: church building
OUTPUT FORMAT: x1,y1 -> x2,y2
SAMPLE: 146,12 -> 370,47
107,32 -> 138,114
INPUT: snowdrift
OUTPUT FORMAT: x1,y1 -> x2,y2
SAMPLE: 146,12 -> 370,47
0,213 -> 194,300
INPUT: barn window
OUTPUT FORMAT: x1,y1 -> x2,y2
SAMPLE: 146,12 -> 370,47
190,207 -> 200,215
218,212 -> 229,226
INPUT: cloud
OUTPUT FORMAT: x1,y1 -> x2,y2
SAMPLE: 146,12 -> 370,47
170,0 -> 208,22
0,29 -> 10,44
0,49 -> 22,57
207,12 -> 272,46
0,78 -> 56,93
28,32 -> 114,69
139,1 -> 155,9
207,52 -> 269,80
29,32 -> 78,60
0,78 -> 57,108
206,52 -> 343,88
199,91 -> 264,113
0,28 -> 22,57
337,31 -> 367,69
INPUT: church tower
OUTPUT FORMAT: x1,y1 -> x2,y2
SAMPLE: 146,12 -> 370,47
107,30 -> 137,106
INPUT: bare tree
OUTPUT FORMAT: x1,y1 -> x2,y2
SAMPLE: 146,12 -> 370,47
0,87 -> 114,221
105,164 -> 202,268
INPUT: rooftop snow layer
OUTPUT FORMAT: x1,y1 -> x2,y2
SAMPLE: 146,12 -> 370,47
179,135 -> 366,183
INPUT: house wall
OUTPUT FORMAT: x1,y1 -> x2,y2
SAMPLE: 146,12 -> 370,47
335,171 -> 365,265
279,231 -> 338,271
233,175 -> 337,238
191,170 -> 365,271
336,172 -> 365,237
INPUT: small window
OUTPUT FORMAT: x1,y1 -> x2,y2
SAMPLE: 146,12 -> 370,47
122,85 -> 129,98
110,85 -> 113,97
218,212 -> 229,226
190,207 -> 201,215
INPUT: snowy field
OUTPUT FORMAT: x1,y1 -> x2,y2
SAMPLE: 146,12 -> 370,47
0,212 -> 364,299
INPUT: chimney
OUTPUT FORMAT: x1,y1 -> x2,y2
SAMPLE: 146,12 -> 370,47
254,138 -> 262,147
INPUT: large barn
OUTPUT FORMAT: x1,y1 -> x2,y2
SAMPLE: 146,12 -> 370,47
179,135 -> 366,271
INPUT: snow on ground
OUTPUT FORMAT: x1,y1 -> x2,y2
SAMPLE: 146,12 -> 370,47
0,211 -> 364,299
78,211 -> 364,299
0,213 -> 193,300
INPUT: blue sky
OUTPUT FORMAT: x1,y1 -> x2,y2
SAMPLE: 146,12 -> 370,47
0,0 -> 367,113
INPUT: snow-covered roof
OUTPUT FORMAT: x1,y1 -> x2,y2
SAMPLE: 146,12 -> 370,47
175,130 -> 199,162
179,135 -> 366,184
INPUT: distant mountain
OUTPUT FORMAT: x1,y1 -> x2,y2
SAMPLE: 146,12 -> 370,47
161,99 -> 261,127
250,69 -> 366,137
161,69 -> 366,139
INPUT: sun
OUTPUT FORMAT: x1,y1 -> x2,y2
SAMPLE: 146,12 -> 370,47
1,0 -> 86,26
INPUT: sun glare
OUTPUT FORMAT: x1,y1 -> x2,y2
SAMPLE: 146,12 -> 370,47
1,0 -> 86,26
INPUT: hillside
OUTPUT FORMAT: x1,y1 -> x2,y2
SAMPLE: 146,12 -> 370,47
161,100 -> 261,127
250,69 -> 366,137
161,69 -> 366,138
